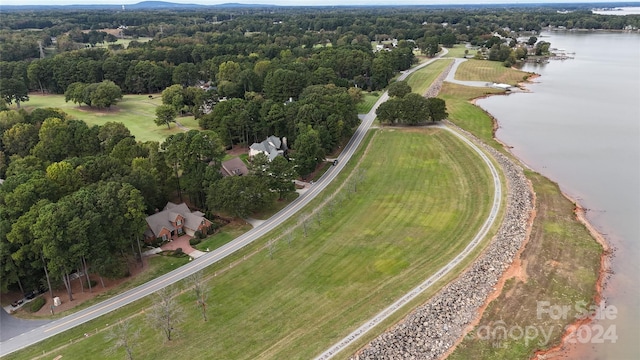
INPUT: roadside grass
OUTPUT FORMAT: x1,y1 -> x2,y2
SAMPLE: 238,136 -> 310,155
405,59 -> 454,95
455,59 -> 531,85
443,44 -> 470,58
22,94 -> 192,142
194,222 -> 253,252
449,170 -> 602,359
439,82 -> 504,149
356,92 -> 381,114
5,127 -> 495,360
250,191 -> 300,220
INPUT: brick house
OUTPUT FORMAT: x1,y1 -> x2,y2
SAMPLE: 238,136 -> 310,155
144,202 -> 212,243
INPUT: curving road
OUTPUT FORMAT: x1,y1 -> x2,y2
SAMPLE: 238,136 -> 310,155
0,50 -> 450,358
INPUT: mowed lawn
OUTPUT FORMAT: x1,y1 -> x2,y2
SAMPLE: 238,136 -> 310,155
23,94 -> 198,142
406,59 -> 453,95
356,92 -> 382,114
454,59 -> 530,85
7,128 -> 494,360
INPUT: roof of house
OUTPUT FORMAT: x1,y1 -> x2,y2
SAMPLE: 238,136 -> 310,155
145,202 -> 209,238
249,136 -> 285,161
221,157 -> 249,176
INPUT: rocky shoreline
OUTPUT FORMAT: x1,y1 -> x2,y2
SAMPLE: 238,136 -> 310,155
352,124 -> 534,360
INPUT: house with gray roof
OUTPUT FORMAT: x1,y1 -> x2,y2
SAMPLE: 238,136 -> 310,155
144,202 -> 211,243
249,136 -> 287,161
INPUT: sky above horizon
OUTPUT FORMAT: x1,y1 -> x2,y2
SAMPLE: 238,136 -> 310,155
7,0 -> 639,6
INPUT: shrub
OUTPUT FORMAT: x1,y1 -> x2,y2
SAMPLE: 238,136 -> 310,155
189,238 -> 201,246
29,297 -> 46,313
193,230 -> 202,239
173,248 -> 184,256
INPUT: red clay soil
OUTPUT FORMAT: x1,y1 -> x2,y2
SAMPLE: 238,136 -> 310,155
531,204 -> 612,360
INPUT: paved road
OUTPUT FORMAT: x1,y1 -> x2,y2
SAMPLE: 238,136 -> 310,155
0,50 -> 449,357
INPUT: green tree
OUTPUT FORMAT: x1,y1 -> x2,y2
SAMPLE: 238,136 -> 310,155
161,84 -> 185,113
207,175 -> 275,218
527,36 -> 538,46
172,62 -> 198,87
292,125 -> 324,177
387,81 -> 412,98
90,80 -> 122,109
2,122 -> 39,157
425,97 -> 448,122
154,104 -> 177,129
0,78 -> 29,109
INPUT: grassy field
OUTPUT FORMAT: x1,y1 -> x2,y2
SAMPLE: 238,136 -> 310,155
454,59 -> 532,85
6,127 -> 496,360
405,59 -> 454,96
449,171 -> 602,359
442,44 -> 470,58
356,92 -> 382,114
439,82 -> 504,148
23,94 -> 199,143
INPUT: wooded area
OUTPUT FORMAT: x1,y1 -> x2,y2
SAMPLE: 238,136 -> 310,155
1,4 -> 636,299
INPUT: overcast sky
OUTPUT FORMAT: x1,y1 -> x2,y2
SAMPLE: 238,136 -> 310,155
7,0 -> 637,6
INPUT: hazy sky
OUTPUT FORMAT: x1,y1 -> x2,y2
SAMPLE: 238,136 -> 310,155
7,0 -> 637,6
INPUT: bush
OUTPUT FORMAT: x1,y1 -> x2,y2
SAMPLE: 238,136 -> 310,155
29,297 -> 46,313
189,237 -> 201,246
173,248 -> 184,257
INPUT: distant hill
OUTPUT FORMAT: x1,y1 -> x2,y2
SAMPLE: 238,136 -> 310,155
0,1 -> 278,11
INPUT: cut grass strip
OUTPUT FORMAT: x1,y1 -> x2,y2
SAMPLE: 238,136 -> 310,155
454,59 -> 531,85
356,92 -> 382,114
6,127 -> 494,360
405,59 -> 453,95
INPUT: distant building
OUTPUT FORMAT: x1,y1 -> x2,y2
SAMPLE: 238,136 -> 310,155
249,136 -> 287,161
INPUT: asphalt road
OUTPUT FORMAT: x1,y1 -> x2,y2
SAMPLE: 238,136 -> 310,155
0,50 -> 449,357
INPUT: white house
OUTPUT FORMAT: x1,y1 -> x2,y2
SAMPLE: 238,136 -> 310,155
249,136 -> 287,161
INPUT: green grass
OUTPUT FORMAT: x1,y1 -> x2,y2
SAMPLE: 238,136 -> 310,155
442,44 -> 470,58
454,59 -> 531,85
449,171 -> 603,360
23,94 -> 198,142
439,82 -> 504,149
6,127 -> 495,360
194,222 -> 253,252
356,92 -> 381,114
404,59 -> 453,96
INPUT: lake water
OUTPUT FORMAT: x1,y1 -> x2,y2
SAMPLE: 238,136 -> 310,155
477,31 -> 640,359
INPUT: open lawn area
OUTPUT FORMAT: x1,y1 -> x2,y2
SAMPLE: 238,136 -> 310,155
405,59 -> 454,96
356,92 -> 382,114
22,94 -> 199,143
455,59 -> 531,85
6,127 -> 496,360
439,82 -> 505,149
443,44 -> 470,58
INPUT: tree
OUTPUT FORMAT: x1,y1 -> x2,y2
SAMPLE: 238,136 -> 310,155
387,81 -> 412,98
146,286 -> 184,342
249,153 -> 297,199
161,84 -> 185,113
188,271 -> 208,322
90,80 -> 122,109
207,175 -> 275,218
527,36 -> 538,46
64,82 -> 87,105
425,97 -> 448,122
0,78 -> 29,109
105,319 -> 139,360
172,62 -> 198,87
292,125 -> 324,177
154,104 -> 177,129
2,122 -> 39,157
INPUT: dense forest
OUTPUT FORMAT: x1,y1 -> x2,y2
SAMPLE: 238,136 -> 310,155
1,5 -> 638,297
